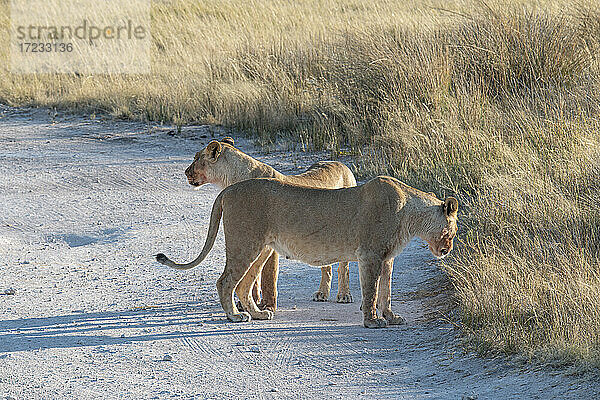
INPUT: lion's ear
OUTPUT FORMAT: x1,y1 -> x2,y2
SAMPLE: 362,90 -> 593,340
221,137 -> 235,146
443,197 -> 458,217
205,141 -> 222,163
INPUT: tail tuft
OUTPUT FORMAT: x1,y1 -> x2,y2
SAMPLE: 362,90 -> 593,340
156,253 -> 168,263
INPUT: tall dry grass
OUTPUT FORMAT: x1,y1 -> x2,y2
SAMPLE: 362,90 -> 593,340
1,0 -> 600,366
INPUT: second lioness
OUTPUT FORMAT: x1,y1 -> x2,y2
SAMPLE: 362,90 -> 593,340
184,138 -> 356,310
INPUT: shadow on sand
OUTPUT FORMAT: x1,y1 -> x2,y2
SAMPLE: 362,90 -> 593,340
0,302 -> 361,354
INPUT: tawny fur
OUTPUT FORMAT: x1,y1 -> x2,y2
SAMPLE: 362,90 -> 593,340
156,176 -> 458,328
182,138 -> 357,310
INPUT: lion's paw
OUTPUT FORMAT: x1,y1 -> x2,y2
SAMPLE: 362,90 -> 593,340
259,304 -> 276,313
236,300 -> 246,312
251,310 -> 274,320
312,291 -> 329,302
363,317 -> 388,329
227,312 -> 251,323
336,292 -> 353,303
384,312 -> 406,325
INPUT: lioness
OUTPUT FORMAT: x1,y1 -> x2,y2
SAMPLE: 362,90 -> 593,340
183,138 -> 356,311
157,176 -> 458,328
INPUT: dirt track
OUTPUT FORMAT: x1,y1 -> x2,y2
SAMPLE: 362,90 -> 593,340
0,105 -> 598,399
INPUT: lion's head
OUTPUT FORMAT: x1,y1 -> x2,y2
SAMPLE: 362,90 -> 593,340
185,137 -> 237,188
422,197 -> 458,259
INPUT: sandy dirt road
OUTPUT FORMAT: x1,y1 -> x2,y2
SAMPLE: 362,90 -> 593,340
0,105 -> 598,399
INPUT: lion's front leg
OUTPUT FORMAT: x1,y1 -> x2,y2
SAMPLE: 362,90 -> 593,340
312,265 -> 332,301
358,258 -> 387,329
335,262 -> 353,303
377,259 -> 405,325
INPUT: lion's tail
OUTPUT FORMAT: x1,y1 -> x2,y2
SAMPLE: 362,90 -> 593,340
155,191 -> 224,270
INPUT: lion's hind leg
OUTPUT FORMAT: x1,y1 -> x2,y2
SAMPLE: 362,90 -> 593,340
217,244 -> 268,323
217,264 -> 251,322
251,273 -> 261,306
236,248 -> 274,320
236,268 -> 262,313
258,251 -> 279,312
